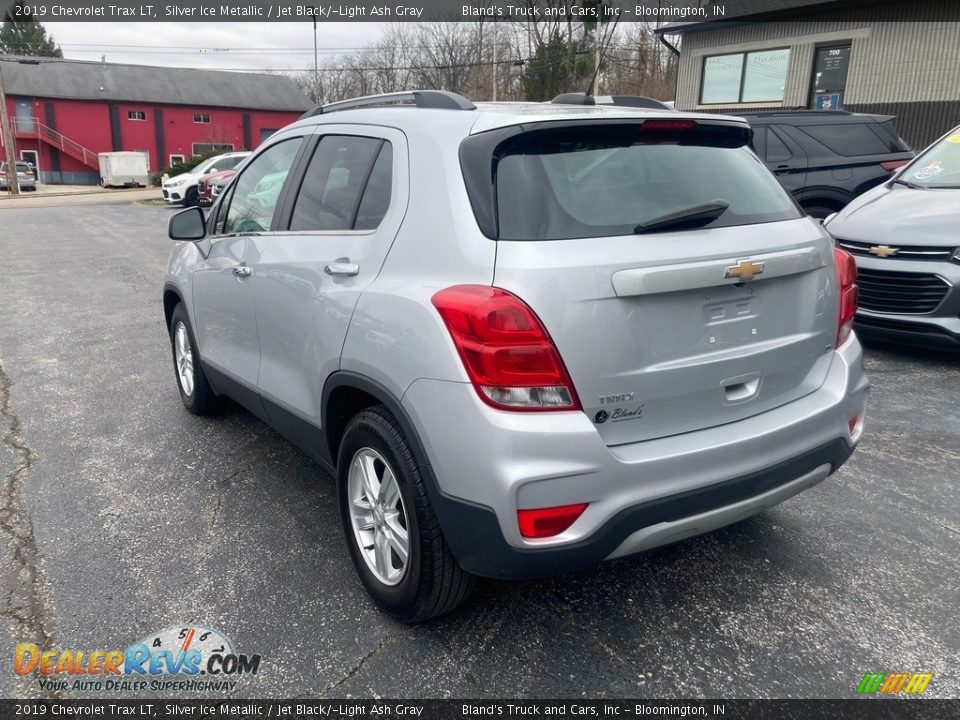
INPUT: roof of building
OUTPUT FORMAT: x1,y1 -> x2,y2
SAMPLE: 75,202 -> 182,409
0,56 -> 311,112
657,0 -> 901,33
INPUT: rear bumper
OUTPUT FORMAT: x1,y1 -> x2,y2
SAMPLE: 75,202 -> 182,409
403,336 -> 868,580
426,439 -> 851,579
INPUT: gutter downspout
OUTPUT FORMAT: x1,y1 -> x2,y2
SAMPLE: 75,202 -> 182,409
657,32 -> 681,109
658,33 -> 680,57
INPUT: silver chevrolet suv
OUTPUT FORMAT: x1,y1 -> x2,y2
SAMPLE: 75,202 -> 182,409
164,90 -> 869,622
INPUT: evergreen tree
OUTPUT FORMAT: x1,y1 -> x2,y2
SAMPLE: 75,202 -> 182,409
522,31 -> 592,102
0,2 -> 63,57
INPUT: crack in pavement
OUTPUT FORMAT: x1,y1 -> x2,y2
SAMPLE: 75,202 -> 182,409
0,359 -> 60,699
314,629 -> 410,699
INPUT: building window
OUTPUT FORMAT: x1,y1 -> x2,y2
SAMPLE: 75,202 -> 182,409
169,155 -> 185,166
127,110 -> 146,121
193,114 -> 211,124
192,143 -> 234,155
700,48 -> 790,104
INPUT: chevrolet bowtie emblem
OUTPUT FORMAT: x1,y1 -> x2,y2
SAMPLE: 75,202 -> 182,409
724,259 -> 766,281
869,245 -> 898,258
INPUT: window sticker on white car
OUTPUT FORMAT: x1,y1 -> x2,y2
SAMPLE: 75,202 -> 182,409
914,161 -> 942,179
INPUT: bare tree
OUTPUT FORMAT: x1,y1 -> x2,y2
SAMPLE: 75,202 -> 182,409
289,19 -> 678,107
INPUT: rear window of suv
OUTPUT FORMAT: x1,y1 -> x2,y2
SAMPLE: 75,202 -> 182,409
464,122 -> 800,241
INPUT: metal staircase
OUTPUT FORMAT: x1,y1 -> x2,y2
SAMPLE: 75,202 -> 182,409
11,117 -> 99,170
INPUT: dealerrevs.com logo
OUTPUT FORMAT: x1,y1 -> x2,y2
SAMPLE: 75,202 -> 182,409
14,624 -> 261,693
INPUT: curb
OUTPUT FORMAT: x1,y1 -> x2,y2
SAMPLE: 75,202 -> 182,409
0,188 -> 161,201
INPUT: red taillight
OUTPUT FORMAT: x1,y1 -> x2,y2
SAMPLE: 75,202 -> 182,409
641,119 -> 696,131
518,503 -> 588,539
431,285 -> 580,411
834,248 -> 859,347
880,159 -> 909,172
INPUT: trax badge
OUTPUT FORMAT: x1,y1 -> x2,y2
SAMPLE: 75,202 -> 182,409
724,259 -> 765,281
868,245 -> 898,257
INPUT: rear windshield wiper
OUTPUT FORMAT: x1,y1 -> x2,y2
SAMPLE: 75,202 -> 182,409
891,178 -> 924,189
634,200 -> 729,234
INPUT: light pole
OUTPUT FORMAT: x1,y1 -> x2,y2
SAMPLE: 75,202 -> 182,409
0,61 -> 20,195
312,14 -> 319,103
491,18 -> 497,102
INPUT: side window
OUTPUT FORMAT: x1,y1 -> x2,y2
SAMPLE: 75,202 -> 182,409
766,127 -> 792,162
220,156 -> 245,171
799,122 -> 896,156
220,138 -> 303,235
210,157 -> 236,172
289,136 -> 388,231
354,144 -> 393,230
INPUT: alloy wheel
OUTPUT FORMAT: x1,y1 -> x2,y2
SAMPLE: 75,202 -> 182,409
347,447 -> 409,586
174,321 -> 195,397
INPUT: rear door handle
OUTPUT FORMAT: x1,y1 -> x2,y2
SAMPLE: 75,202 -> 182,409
325,262 -> 360,277
774,165 -> 791,175
233,265 -> 252,277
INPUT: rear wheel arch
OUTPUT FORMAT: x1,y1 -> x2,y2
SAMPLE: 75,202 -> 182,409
322,373 -> 429,471
321,372 -> 487,581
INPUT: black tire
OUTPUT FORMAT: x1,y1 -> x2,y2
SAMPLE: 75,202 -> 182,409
337,406 -> 474,622
183,186 -> 199,207
802,204 -> 838,221
169,303 -> 219,415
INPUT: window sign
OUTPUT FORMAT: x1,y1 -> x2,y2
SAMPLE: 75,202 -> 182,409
701,49 -> 790,104
742,49 -> 790,102
701,54 -> 744,104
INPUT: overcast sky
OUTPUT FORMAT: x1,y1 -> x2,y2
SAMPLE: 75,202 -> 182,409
43,22 -> 388,72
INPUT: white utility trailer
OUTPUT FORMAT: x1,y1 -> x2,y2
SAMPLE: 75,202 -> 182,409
98,152 -> 150,188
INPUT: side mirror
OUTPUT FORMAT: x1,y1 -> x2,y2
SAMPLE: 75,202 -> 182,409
169,206 -> 206,241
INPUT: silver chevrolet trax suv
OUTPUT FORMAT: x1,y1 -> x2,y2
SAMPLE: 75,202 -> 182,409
164,90 -> 868,622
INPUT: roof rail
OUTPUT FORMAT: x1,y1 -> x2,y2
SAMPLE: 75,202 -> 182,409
550,93 -> 672,111
551,92 -> 595,106
605,95 -> 673,110
301,90 -> 476,119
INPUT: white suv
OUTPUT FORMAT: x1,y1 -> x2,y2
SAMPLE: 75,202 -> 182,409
162,151 -> 249,206
164,91 -> 868,622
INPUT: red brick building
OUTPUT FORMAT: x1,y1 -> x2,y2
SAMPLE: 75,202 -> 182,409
1,56 -> 311,184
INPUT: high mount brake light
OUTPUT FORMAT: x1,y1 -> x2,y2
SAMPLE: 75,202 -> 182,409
641,119 -> 697,131
431,285 -> 581,412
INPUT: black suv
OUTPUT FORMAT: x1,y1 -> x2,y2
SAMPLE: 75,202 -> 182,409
739,111 -> 914,219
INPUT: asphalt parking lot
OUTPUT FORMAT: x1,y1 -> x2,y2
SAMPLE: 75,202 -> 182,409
0,201 -> 957,700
